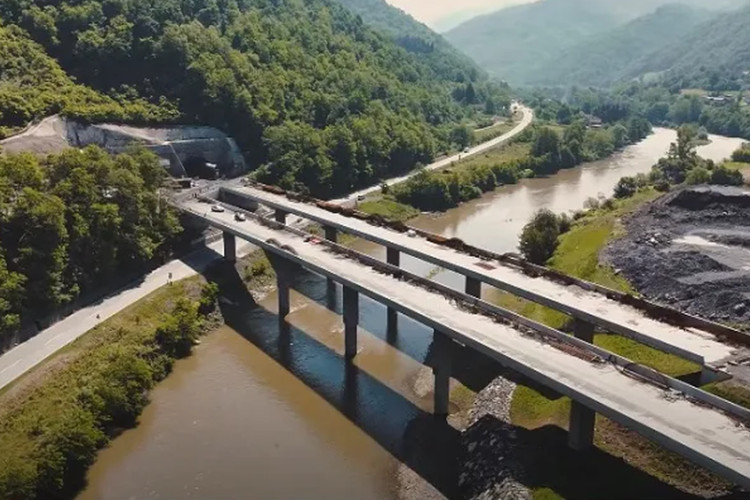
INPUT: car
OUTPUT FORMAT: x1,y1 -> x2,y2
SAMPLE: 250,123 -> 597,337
463,147 -> 470,153
357,195 -> 366,201
407,229 -> 417,238
211,204 -> 225,213
234,212 -> 246,222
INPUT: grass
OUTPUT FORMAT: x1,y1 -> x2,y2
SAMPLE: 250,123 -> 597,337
474,117 -> 518,144
494,188 -> 729,498
439,141 -> 531,176
358,197 -> 420,221
0,250 -> 274,499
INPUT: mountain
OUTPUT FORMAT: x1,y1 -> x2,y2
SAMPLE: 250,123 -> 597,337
0,0 -> 507,198
522,4 -> 709,87
626,4 -> 750,89
330,0 -> 481,80
445,0 -> 747,85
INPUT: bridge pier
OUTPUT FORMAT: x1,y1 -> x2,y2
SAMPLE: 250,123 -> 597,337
275,209 -> 288,224
343,285 -> 359,360
465,276 -> 482,298
569,318 -> 596,450
324,226 -> 338,298
386,247 -> 400,337
223,232 -> 236,263
432,330 -> 453,417
569,400 -> 595,450
573,318 -> 595,343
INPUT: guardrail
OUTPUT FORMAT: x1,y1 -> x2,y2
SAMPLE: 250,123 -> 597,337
180,196 -> 750,425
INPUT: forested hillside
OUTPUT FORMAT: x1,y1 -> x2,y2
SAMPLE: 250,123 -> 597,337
627,4 -> 750,90
522,5 -> 708,87
331,0 -> 481,82
0,147 -> 180,342
0,23 -> 176,138
0,0 -> 508,198
445,0 -> 746,85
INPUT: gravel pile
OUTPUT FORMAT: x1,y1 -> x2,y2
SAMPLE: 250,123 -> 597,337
458,376 -> 530,500
604,186 -> 750,325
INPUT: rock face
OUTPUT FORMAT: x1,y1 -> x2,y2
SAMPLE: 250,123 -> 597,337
0,115 -> 248,177
604,186 -> 750,326
459,377 -> 530,500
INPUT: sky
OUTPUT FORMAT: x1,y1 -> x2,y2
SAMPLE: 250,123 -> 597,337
385,0 -> 537,31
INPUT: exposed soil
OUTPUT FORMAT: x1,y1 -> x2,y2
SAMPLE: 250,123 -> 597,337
604,186 -> 750,328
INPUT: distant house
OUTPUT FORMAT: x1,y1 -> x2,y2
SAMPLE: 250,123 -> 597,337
583,114 -> 603,128
705,95 -> 729,105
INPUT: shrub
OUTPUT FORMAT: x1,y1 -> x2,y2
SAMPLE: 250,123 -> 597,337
685,167 -> 710,185
731,145 -> 750,163
519,209 -> 561,264
614,176 -> 638,199
198,281 -> 220,315
710,166 -> 744,186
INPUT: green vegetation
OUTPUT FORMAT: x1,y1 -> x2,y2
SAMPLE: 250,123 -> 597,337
0,24 -> 176,138
518,209 -> 569,264
0,146 -> 181,344
0,279 -> 217,499
0,0 -> 509,199
358,197 -> 420,222
443,0 -> 741,86
518,4 -> 707,87
391,117 -> 650,212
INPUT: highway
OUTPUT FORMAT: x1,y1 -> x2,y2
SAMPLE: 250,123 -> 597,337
224,185 -> 743,368
180,199 -> 750,488
331,104 -> 534,204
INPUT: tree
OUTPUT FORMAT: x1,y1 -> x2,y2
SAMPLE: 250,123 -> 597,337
614,176 -> 637,198
611,124 -> 629,149
519,209 -> 561,265
450,125 -> 474,148
685,167 -> 710,185
532,127 -> 561,159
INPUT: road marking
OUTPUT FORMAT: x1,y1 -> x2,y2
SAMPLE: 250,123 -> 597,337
0,360 -> 20,376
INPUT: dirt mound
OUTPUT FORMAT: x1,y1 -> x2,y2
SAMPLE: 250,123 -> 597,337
604,186 -> 750,326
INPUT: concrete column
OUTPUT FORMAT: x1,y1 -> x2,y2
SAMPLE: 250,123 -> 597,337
343,286 -> 359,360
277,269 -> 291,319
465,276 -> 482,298
324,226 -> 338,293
275,209 -> 288,224
573,318 -> 595,343
223,232 -> 236,263
433,330 -> 452,417
324,225 -> 338,243
568,400 -> 595,451
386,247 -> 400,336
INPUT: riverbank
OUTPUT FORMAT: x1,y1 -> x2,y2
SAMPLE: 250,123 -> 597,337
477,187 -> 749,499
0,251 -> 275,499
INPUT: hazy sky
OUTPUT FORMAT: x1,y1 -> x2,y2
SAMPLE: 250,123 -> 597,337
385,0 -> 537,29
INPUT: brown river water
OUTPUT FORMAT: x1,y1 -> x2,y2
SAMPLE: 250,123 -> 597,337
78,129 -> 744,500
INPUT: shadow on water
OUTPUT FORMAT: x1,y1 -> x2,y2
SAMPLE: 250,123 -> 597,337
204,260 -> 744,500
204,260 -> 462,498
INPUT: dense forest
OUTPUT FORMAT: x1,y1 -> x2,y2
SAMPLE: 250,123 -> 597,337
522,4 -> 707,87
0,0 -> 509,198
522,84 -> 750,141
445,0 -> 747,88
0,147 -> 180,342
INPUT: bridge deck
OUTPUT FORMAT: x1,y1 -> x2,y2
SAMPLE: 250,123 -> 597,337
224,186 -> 738,366
183,199 -> 750,488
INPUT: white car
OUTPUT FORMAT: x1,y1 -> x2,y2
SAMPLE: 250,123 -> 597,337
234,212 -> 246,222
211,204 -> 225,213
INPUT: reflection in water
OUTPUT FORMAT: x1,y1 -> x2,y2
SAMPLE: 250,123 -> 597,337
79,129 -> 745,499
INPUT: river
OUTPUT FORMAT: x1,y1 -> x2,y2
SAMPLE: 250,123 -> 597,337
78,128 -> 744,500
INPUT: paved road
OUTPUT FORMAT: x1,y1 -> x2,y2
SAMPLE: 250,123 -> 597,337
331,104 -> 534,205
0,106 -> 532,391
0,238 -> 254,391
225,185 -> 744,367
181,200 -> 750,488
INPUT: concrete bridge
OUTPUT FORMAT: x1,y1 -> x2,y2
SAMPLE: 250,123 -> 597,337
176,187 -> 750,490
